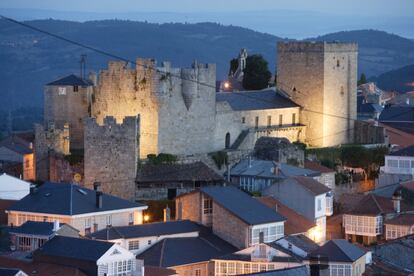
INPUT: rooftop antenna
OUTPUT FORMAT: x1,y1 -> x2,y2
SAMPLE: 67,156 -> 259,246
80,54 -> 87,79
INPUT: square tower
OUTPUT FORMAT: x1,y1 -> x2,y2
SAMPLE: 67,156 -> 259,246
277,41 -> 358,147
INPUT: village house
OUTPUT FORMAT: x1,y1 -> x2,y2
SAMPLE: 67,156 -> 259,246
136,225 -> 236,276
309,239 -> 369,276
176,186 -> 286,249
88,220 -> 200,255
342,191 -> 414,245
257,197 -> 320,243
136,161 -> 224,200
228,158 -> 320,192
304,160 -> 336,190
384,213 -> 414,240
6,182 -> 148,235
33,236 -> 137,276
379,144 -> 414,185
0,173 -> 31,200
263,176 -> 333,243
9,220 -> 79,252
275,234 -> 320,260
0,135 -> 35,181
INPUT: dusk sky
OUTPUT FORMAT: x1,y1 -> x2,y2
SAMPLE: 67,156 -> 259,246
1,0 -> 414,38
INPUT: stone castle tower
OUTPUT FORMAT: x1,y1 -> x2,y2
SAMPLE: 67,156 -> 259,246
277,41 -> 358,147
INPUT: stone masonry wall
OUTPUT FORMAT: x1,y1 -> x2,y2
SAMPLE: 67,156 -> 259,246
212,202 -> 249,249
175,192 -> 202,222
84,116 -> 139,200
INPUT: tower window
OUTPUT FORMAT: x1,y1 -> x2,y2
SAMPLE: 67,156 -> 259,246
267,116 -> 271,127
73,85 -> 79,92
292,113 -> 296,125
255,117 -> 259,129
337,60 -> 340,67
242,117 -> 246,124
279,115 -> 283,126
340,86 -> 344,96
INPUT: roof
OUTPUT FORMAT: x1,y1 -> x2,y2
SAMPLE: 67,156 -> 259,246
137,226 -> 236,267
35,236 -> 114,262
310,239 -> 365,263
243,265 -> 308,276
199,186 -> 286,225
0,173 -> 30,200
282,235 -> 320,254
257,197 -> 315,235
389,145 -> 414,157
46,74 -> 93,86
385,214 -> 414,226
286,176 -> 331,196
0,136 -> 32,155
379,105 -> 414,122
0,256 -> 86,276
304,161 -> 334,173
88,220 -> 199,240
345,194 -> 413,216
9,221 -> 60,236
402,181 -> 414,191
7,182 -> 147,216
377,122 -> 414,148
136,162 -> 223,184
0,268 -> 24,276
230,159 -> 320,179
216,89 -> 300,111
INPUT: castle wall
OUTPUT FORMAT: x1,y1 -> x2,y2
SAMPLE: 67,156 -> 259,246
156,62 -> 217,155
84,116 -> 139,200
92,59 -> 159,159
277,42 -> 358,147
44,84 -> 92,150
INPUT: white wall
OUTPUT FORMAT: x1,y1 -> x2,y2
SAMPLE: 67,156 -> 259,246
0,173 -> 30,200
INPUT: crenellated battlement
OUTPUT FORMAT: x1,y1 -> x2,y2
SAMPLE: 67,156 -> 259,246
278,41 -> 358,53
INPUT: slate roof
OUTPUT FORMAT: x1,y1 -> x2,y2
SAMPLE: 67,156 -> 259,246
9,221 -> 68,236
257,197 -> 315,235
379,105 -> 414,122
282,234 -> 320,254
244,265 -> 308,276
385,214 -> 414,226
310,239 -> 365,263
345,194 -> 413,216
7,182 -> 147,216
287,176 -> 331,196
199,186 -> 286,225
389,145 -> 414,157
46,74 -> 93,86
34,236 -> 114,262
136,226 -> 236,267
136,162 -> 223,184
88,220 -> 199,240
0,268 -> 24,276
0,136 -> 32,155
216,89 -> 300,111
230,159 -> 320,179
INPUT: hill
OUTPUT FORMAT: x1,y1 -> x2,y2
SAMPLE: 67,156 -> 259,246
370,64 -> 414,92
1,20 -> 414,110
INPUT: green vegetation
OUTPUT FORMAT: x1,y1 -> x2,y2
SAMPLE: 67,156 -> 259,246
358,73 -> 367,85
147,153 -> 177,165
242,54 -> 272,90
229,58 -> 238,76
210,151 -> 228,170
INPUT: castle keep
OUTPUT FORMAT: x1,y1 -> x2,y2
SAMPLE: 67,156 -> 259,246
36,41 -> 359,198
277,41 -> 358,147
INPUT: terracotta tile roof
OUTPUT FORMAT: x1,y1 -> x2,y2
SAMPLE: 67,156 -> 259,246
0,256 -> 86,276
290,176 -> 331,195
257,196 -> 315,235
402,181 -> 414,191
304,160 -> 335,173
385,214 -> 414,226
337,193 -> 365,213
136,161 -> 223,184
378,122 -> 414,148
345,194 -> 413,216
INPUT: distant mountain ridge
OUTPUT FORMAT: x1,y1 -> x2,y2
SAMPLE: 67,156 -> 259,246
1,19 -> 414,109
370,64 -> 414,92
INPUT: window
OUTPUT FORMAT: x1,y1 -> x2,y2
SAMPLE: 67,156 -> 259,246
317,198 -> 322,211
387,159 -> 398,168
107,259 -> 134,276
267,116 -> 271,127
242,117 -> 246,124
337,60 -> 340,67
73,85 -> 79,92
128,240 -> 140,250
255,116 -> 259,129
106,215 -> 112,226
58,87 -> 66,95
194,269 -> 201,276
340,86 -> 344,95
292,113 -> 296,125
148,240 -> 152,245
251,224 -> 283,245
129,213 -> 134,225
330,264 -> 351,276
225,133 -> 231,149
399,160 -> 410,168
203,198 -> 213,214
279,114 -> 283,126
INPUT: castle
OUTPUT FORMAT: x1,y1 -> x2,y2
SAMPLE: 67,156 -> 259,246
36,41 -> 358,198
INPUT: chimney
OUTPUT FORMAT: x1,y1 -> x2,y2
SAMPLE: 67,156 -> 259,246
273,163 -> 280,175
274,204 -> 278,212
259,232 -> 264,244
93,182 -> 101,191
392,190 -> 402,214
96,191 -> 103,209
29,185 -> 37,195
53,220 -> 60,232
248,156 -> 252,168
164,206 -> 171,222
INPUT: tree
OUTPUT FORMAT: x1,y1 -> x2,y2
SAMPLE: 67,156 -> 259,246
242,54 -> 272,90
358,73 -> 367,86
229,58 -> 238,76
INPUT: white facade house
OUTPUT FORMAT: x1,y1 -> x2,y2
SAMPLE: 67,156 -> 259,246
0,173 -> 30,200
381,154 -> 414,175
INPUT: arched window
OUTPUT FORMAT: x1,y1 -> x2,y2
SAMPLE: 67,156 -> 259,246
225,133 -> 231,149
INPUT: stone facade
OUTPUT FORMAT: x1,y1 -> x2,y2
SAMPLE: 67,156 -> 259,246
84,116 -> 139,200
175,191 -> 202,223
277,41 -> 358,147
254,137 -> 305,167
212,202 -> 249,249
